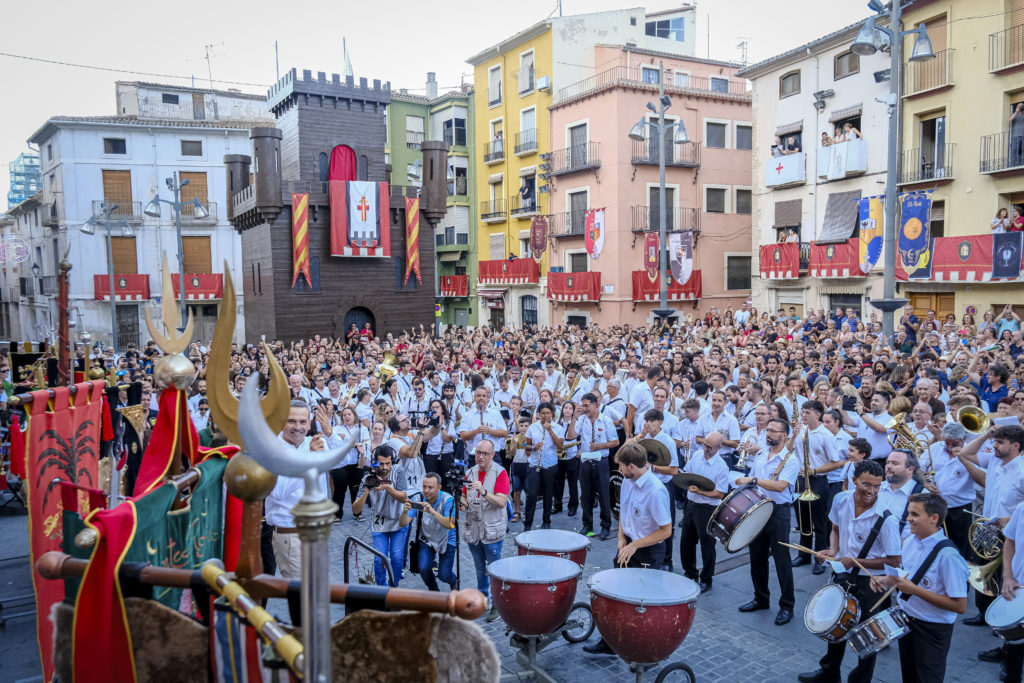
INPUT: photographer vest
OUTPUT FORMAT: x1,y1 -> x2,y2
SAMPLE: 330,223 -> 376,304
367,467 -> 405,534
417,491 -> 455,553
464,460 -> 507,545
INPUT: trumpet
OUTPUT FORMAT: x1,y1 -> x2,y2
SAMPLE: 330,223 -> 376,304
957,405 -> 992,434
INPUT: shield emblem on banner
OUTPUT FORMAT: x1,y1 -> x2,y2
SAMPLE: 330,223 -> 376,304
773,248 -> 781,263
644,232 -> 660,282
958,241 -> 971,261
585,209 -> 605,259
502,261 -> 509,273
669,231 -> 694,284
567,276 -> 574,289
826,245 -> 835,261
530,215 -> 548,256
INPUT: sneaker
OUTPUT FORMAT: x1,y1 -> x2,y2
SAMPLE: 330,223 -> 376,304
511,513 -> 522,523
355,513 -> 366,522
485,605 -> 500,622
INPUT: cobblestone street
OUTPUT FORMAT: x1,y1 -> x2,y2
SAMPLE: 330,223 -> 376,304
0,499 -> 1001,682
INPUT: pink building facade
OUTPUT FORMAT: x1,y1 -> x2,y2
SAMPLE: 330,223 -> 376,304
546,45 -> 752,327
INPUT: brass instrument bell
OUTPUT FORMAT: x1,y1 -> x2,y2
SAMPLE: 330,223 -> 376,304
956,406 -> 991,434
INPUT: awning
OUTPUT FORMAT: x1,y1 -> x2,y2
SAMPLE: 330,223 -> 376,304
829,104 -> 862,124
816,190 -> 862,244
775,120 -> 803,137
519,165 -> 537,177
477,288 -> 505,308
438,251 -> 462,263
488,173 -> 504,184
773,199 -> 802,229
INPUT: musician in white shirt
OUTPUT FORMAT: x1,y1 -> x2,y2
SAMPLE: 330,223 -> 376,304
792,400 -> 843,572
458,386 -> 509,461
679,431 -> 729,592
695,391 -> 741,469
923,422 -> 974,556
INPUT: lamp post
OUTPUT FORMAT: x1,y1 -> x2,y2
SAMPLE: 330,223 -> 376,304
627,60 -> 689,323
850,0 -> 935,342
82,203 -> 134,352
144,172 -> 209,330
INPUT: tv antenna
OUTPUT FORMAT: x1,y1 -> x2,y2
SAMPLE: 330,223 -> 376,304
187,42 -> 224,88
737,38 -> 750,66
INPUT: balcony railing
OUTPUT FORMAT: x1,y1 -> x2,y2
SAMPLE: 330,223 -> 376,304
899,144 -> 955,184
903,49 -> 954,97
515,129 -> 538,156
764,153 -> 806,187
554,66 -> 749,105
549,210 -> 588,237
630,139 -> 700,167
989,24 -> 1024,72
406,130 -> 424,150
799,242 -> 810,272
510,195 -> 540,217
981,131 -> 1024,174
816,138 -> 868,178
483,139 -> 505,164
42,201 -> 59,227
630,206 -> 700,233
92,200 -> 144,223
480,199 -> 506,222
549,142 -> 601,176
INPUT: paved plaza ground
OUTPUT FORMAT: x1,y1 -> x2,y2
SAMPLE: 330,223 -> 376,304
0,494 -> 1002,682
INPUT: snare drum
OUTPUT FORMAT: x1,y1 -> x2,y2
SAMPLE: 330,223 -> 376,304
846,607 -> 911,658
804,584 -> 860,643
707,483 -> 775,553
987,591 -> 1024,644
516,529 -> 591,569
487,555 -> 581,636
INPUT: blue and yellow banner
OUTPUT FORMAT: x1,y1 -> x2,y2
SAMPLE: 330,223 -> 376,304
857,195 -> 883,273
898,191 -> 932,271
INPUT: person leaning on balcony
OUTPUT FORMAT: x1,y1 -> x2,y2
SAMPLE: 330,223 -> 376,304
821,132 -> 832,147
843,122 -> 862,140
771,136 -> 785,157
833,126 -> 845,143
784,136 -> 801,155
1012,206 -> 1024,232
1011,102 -> 1024,166
993,208 -> 1012,234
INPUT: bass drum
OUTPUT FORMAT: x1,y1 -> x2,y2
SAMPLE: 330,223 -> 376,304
610,470 -> 624,519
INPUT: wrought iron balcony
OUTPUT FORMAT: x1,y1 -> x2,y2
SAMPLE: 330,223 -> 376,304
480,198 -> 506,223
630,206 -> 700,233
989,24 -> 1024,73
515,129 -> 538,156
92,199 -> 144,223
483,139 -> 505,164
980,131 -> 1024,175
630,139 -> 700,167
549,210 -> 588,237
510,195 -> 540,217
548,142 -> 601,176
899,144 -> 955,185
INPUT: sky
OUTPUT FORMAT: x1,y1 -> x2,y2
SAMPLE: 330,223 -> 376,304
1,0 -> 871,210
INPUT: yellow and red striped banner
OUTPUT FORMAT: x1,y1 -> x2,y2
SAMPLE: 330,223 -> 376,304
405,197 -> 422,285
291,193 -> 311,287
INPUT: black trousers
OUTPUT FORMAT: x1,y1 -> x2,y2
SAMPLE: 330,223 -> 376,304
826,481 -> 843,514
553,457 -> 580,511
579,457 -> 611,532
525,465 -> 556,529
748,502 -> 795,610
424,451 -> 455,481
945,503 -> 971,558
663,483 -> 678,568
819,575 -> 889,683
622,534 -> 666,569
260,518 -> 277,576
680,501 -> 717,584
796,475 -> 830,552
329,464 -> 362,519
899,616 -> 954,683
1008,642 -> 1024,683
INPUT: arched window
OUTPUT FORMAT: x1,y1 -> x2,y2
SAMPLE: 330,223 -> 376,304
521,295 -> 538,325
358,155 -> 368,181
779,70 -> 801,98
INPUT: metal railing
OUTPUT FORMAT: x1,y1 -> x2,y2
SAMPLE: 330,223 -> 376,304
549,210 -> 588,237
510,195 -> 540,217
980,131 -> 1024,173
630,206 -> 700,233
630,139 -> 700,167
483,139 -> 505,164
899,144 -> 955,184
406,130 -> 424,149
903,49 -> 954,96
181,200 -> 217,220
554,66 -> 748,104
480,199 -> 506,222
515,129 -> 538,155
92,200 -> 143,222
549,142 -> 601,175
989,24 -> 1024,72
799,242 -> 810,271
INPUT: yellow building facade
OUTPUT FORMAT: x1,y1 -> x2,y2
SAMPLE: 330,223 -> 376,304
897,0 -> 1024,318
468,23 -> 554,328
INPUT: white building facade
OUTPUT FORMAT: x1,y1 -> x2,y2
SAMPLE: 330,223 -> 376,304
739,20 -> 894,318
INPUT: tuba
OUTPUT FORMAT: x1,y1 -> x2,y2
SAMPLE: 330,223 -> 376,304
373,351 -> 398,384
957,406 -> 991,434
969,556 -> 1002,597
885,413 -> 928,457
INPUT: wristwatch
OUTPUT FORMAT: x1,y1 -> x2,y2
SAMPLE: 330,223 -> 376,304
752,477 -> 758,487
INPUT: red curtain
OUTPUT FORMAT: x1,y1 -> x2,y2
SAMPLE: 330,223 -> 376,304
328,145 -> 356,182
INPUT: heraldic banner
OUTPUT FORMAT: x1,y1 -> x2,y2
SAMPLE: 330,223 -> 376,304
897,191 -> 932,271
291,193 -> 311,287
20,380 -> 105,683
405,197 -> 422,285
329,180 -> 391,258
584,209 -> 605,260
857,195 -> 883,273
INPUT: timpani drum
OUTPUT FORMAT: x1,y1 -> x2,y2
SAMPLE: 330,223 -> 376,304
846,607 -> 911,658
516,529 -> 591,569
804,584 -> 860,643
707,484 -> 775,553
487,556 -> 581,636
589,568 -> 700,664
987,591 -> 1024,644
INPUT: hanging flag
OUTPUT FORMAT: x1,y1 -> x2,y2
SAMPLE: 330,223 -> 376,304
329,181 -> 391,257
898,191 -> 931,271
644,232 -> 660,282
584,209 -> 605,259
908,238 -> 934,280
669,231 -> 694,284
290,193 -> 311,288
857,195 -> 883,273
994,232 -> 1023,280
404,197 -> 421,285
530,215 -> 548,258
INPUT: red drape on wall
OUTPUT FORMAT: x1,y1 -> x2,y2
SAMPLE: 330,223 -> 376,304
328,145 -> 356,182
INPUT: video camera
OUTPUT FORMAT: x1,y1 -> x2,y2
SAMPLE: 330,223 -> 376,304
362,463 -> 385,490
442,459 -> 469,494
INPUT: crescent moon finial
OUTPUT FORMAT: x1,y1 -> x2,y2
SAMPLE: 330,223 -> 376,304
145,253 -> 194,355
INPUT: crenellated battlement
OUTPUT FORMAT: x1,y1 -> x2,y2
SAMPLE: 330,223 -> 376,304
267,67 -> 391,117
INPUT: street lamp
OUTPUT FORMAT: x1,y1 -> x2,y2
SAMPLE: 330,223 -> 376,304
144,172 -> 209,329
850,1 -> 936,343
82,202 -> 133,351
625,60 -> 689,323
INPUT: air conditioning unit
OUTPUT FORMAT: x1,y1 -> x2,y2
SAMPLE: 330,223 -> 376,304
537,75 -> 552,92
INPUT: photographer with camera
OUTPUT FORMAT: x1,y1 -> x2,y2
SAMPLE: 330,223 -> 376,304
460,439 -> 509,622
423,399 -> 455,479
352,445 -> 410,586
399,472 -> 457,592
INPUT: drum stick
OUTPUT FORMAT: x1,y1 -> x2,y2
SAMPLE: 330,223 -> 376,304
778,541 -> 817,556
869,584 -> 897,612
847,557 -> 878,578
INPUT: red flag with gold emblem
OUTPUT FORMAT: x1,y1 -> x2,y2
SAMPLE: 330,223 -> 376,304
291,193 -> 311,288
644,232 -> 660,282
405,197 -> 422,285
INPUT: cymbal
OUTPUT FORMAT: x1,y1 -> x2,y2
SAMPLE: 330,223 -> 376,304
673,472 -> 715,491
639,438 -> 671,467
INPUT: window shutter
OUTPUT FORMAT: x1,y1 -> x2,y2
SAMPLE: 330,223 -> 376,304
101,170 -> 133,206
182,236 -> 212,273
108,236 -> 138,274
179,172 -> 208,206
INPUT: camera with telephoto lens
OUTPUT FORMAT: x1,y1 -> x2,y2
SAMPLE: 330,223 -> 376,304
442,460 -> 469,494
362,464 -> 384,490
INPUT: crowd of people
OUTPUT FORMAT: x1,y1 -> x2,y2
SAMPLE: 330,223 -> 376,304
94,299 -> 1024,683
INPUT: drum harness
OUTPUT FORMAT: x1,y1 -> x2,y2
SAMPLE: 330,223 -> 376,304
833,510 -> 891,593
897,538 -> 957,605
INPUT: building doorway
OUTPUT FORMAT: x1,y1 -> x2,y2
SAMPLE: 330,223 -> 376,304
116,304 -> 139,350
521,295 -> 538,326
187,303 -> 219,346
907,292 -> 954,321
489,307 -> 505,328
343,306 -> 375,339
